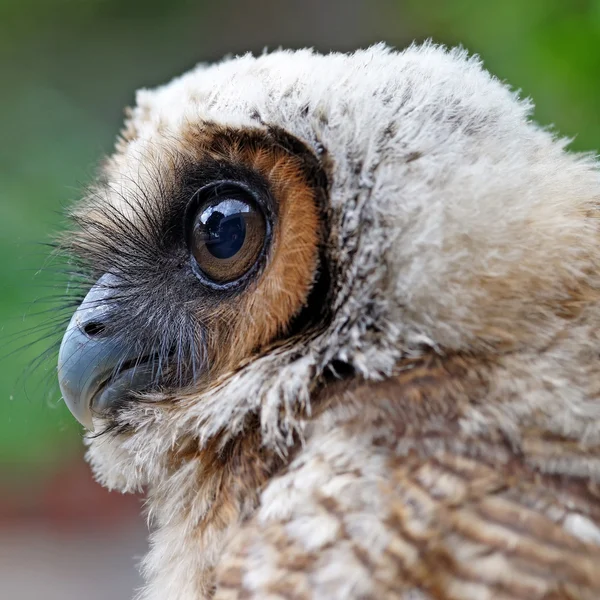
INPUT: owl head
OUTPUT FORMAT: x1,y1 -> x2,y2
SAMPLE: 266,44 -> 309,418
57,43 -> 600,493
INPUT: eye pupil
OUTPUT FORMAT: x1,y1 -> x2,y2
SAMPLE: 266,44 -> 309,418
204,210 -> 247,259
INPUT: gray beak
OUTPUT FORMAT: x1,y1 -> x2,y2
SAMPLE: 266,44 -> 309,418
57,274 -> 151,430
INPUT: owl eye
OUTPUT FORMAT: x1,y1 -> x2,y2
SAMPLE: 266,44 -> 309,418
189,183 -> 268,285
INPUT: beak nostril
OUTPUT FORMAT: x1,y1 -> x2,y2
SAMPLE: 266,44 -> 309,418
83,321 -> 106,337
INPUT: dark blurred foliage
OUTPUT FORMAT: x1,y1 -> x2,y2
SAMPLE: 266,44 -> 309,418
1,0 -> 599,478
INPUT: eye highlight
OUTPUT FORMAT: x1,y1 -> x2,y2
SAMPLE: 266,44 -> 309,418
189,182 -> 268,285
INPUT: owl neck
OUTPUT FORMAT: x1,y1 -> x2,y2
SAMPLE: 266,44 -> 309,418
137,318 -> 600,599
138,419 -> 291,599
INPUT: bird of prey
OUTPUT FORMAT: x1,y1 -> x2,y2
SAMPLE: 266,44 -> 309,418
57,44 -> 600,599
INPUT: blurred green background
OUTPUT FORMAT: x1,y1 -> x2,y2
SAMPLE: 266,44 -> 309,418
1,0 -> 600,479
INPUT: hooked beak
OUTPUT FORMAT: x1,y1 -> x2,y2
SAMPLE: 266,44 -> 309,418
57,274 -> 154,430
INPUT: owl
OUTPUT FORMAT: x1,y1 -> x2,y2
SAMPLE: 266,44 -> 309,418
56,44 -> 600,600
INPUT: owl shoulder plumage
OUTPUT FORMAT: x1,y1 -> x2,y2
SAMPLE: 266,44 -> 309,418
214,354 -> 600,600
